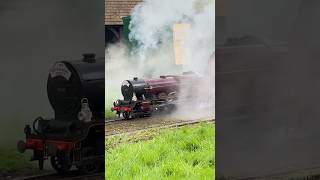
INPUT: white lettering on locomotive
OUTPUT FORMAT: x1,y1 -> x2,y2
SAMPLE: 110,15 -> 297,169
49,62 -> 71,80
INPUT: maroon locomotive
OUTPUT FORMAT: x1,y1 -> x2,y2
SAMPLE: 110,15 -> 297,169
111,72 -> 200,119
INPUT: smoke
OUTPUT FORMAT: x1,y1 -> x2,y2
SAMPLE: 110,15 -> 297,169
105,41 -> 180,105
106,0 -> 215,119
173,55 -> 215,120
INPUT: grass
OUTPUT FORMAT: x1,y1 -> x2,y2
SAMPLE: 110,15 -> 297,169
105,106 -> 117,119
0,148 -> 31,173
105,90 -> 119,119
105,122 -> 215,179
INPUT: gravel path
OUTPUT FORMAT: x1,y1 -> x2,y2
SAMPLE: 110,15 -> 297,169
105,115 -> 214,136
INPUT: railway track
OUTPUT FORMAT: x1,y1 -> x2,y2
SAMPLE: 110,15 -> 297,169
12,117 -> 213,180
12,171 -> 104,180
105,118 -> 126,125
105,115 -> 215,137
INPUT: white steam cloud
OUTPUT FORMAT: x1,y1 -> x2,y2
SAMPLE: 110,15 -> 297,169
106,0 -> 215,119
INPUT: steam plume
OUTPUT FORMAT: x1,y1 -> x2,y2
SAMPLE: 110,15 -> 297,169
106,0 -> 215,119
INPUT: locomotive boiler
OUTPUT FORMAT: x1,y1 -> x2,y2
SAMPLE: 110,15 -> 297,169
112,72 -> 200,119
17,53 -> 104,174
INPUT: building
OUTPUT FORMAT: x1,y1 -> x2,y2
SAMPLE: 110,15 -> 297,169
105,0 -> 226,44
105,0 -> 143,44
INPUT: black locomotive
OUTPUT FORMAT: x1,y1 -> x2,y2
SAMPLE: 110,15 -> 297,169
17,53 -> 104,174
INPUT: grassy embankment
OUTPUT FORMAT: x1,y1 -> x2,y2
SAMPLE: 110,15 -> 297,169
105,122 -> 215,179
0,121 -> 33,175
106,90 -> 118,119
0,148 -> 31,173
105,106 -> 117,119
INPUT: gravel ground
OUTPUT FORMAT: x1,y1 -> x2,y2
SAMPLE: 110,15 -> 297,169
3,168 -> 54,180
9,170 -> 103,180
105,115 -> 214,136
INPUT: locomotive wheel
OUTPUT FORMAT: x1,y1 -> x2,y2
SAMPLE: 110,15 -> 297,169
50,152 -> 72,174
123,111 -> 131,119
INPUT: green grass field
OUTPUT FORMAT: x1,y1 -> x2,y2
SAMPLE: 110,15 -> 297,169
0,148 -> 31,173
105,122 -> 215,179
105,107 -> 117,119
105,90 -> 119,119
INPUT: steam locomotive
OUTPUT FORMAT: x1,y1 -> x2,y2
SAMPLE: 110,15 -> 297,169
17,54 -> 104,174
111,72 -> 201,119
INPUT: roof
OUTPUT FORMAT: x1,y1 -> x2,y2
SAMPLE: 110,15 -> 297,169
105,0 -> 143,25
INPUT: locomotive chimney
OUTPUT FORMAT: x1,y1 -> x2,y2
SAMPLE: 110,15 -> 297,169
133,77 -> 138,81
82,53 -> 96,63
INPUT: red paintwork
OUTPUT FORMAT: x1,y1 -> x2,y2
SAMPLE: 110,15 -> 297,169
145,76 -> 179,94
141,101 -> 151,111
144,74 -> 200,94
25,138 -> 75,151
112,106 -> 132,112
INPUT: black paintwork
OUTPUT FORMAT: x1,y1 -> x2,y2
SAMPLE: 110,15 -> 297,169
121,78 -> 146,101
47,56 -> 104,121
